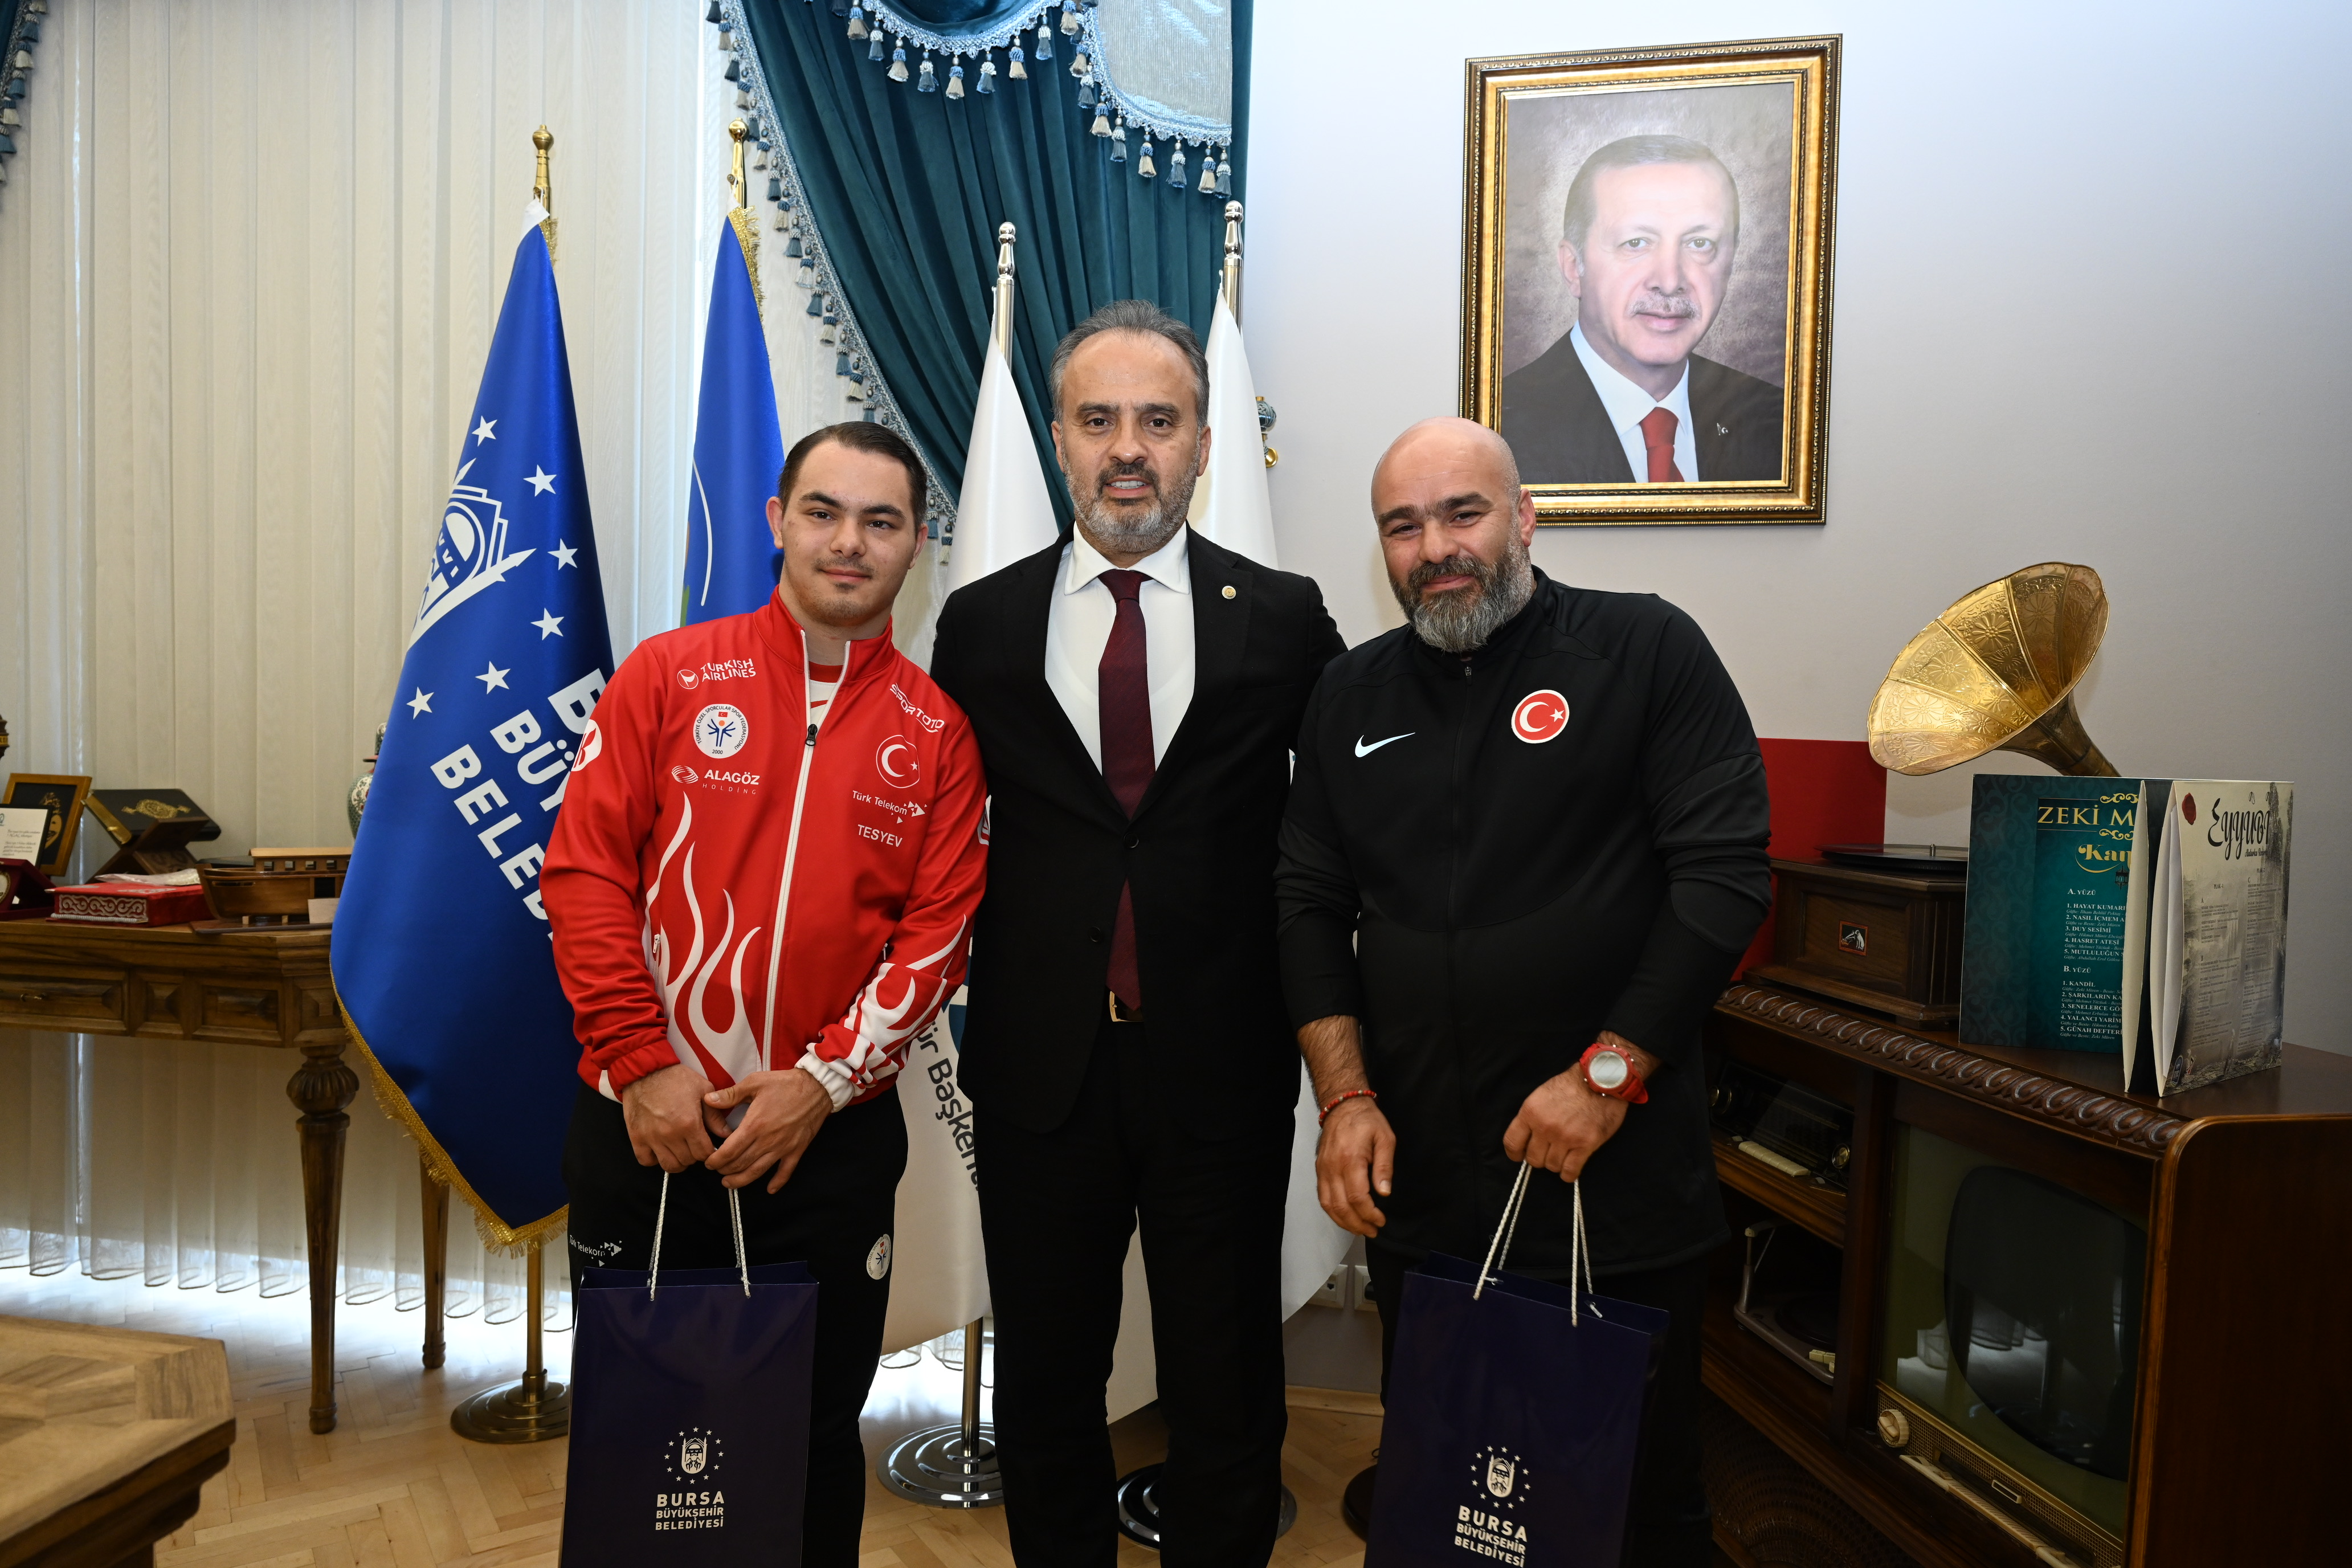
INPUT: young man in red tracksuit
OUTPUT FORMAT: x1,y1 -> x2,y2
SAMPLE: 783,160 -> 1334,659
544,423 -> 987,1565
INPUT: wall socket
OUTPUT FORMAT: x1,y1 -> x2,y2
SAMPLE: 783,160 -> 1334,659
1309,1268 -> 1349,1309
1350,1263 -> 1377,1312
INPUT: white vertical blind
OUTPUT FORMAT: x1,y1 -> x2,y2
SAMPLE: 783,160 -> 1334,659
0,0 -> 848,1314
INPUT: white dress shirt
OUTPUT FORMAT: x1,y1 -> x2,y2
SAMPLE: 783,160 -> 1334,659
1570,322 -> 1700,483
1045,524 -> 1195,770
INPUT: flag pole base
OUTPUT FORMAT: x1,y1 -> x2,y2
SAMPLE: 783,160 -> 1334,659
452,1242 -> 569,1443
876,1422 -> 1005,1508
1114,1464 -> 1297,1548
1340,1463 -> 1378,1539
878,1317 -> 1003,1508
450,1370 -> 571,1444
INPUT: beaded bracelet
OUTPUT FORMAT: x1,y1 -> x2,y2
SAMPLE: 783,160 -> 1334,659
1318,1088 -> 1379,1127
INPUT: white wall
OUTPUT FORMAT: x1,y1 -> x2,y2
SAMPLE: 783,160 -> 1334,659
1248,1 -> 2352,1051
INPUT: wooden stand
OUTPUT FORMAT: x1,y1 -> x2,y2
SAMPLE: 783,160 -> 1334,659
1702,982 -> 2352,1567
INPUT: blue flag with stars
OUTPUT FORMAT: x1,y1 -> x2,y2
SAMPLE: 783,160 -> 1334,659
333,211 -> 615,1245
681,219 -> 786,624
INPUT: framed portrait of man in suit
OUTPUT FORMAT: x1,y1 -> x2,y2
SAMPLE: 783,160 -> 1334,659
1462,36 -> 1840,525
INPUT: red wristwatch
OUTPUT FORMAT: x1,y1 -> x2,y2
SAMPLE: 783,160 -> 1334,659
1578,1042 -> 1649,1104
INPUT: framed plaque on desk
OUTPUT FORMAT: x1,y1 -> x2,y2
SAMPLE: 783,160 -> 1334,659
1,774 -> 92,877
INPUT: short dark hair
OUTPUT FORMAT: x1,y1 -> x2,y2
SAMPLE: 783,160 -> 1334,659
1048,299 -> 1209,421
1559,134 -> 1740,254
776,421 -> 929,519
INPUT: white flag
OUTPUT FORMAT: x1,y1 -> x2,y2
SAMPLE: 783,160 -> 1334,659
1187,291 -> 1278,566
881,999 -> 989,1352
899,308 -> 1059,670
947,321 -> 1059,597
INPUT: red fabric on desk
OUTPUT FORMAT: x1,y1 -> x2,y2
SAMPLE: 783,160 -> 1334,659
1740,740 -> 1888,977
48,883 -> 213,926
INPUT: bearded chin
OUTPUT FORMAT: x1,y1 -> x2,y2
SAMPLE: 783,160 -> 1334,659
1402,533 -> 1535,654
1072,467 -> 1198,557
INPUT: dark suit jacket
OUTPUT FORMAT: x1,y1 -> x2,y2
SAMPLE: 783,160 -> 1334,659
1499,332 -> 1784,484
929,530 -> 1346,1135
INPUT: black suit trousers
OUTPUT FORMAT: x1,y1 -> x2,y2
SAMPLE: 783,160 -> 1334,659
563,1084 -> 906,1568
1368,1242 -> 1714,1568
977,1017 -> 1291,1568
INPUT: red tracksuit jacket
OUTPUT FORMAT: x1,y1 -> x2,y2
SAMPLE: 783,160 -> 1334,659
542,592 -> 987,1108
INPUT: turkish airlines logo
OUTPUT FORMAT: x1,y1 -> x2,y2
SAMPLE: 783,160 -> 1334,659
875,736 -> 920,789
572,720 -> 604,770
677,668 -> 700,690
1511,689 -> 1570,744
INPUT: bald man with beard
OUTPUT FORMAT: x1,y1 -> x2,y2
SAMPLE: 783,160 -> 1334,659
1274,418 -> 1771,1566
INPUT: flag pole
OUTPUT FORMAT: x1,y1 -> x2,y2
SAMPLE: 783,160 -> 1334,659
444,124 -> 575,1451
1221,201 -> 1243,322
993,222 -> 1017,354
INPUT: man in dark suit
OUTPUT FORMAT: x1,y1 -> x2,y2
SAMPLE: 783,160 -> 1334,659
1500,134 -> 1784,485
929,299 -> 1345,1568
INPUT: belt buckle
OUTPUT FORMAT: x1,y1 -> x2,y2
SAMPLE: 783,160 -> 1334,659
1106,990 -> 1142,1025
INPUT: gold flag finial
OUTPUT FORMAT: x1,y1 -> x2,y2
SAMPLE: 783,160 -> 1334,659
725,120 -> 763,312
532,126 -> 557,256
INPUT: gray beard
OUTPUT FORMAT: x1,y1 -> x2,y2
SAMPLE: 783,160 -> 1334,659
1395,532 -> 1535,654
1069,463 -> 1198,559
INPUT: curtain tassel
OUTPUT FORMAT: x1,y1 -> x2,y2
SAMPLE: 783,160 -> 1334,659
835,352 -> 852,377
1077,79 -> 1096,109
917,52 -> 938,92
1090,104 -> 1111,137
1167,142 -> 1186,190
1199,150 -> 1219,195
1137,138 -> 1155,180
1034,22 -> 1053,61
785,233 -> 803,258
977,57 -> 996,94
888,44 -> 909,83
767,175 -> 783,202
1215,150 -> 1234,196
705,0 -> 722,21
1109,119 -> 1127,162
868,30 -> 886,63
807,292 -> 825,317
1071,50 -> 1090,81
723,56 -> 741,83
945,60 -> 965,99
1061,5 -> 1082,35
1008,46 -> 1027,80
846,5 -> 868,42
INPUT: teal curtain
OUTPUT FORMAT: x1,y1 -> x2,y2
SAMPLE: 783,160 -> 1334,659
740,1 -> 1251,530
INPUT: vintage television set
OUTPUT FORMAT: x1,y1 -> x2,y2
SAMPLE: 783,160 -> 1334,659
1699,982 -> 2350,1568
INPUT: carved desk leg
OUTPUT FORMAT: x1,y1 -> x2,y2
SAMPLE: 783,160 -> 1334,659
289,1036 -> 359,1435
421,1157 -> 450,1370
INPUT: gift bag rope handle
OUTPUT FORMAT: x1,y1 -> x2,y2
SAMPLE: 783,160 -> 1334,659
1473,1161 -> 1599,1324
647,1171 -> 753,1298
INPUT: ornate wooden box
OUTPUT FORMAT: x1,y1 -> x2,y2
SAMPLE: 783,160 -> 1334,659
1747,858 -> 1966,1026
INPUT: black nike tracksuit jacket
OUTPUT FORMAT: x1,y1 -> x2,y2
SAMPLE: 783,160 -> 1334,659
1275,569 -> 1771,1277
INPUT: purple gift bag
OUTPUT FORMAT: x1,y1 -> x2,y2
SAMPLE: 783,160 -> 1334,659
561,1178 -> 819,1565
1367,1166 -> 1670,1568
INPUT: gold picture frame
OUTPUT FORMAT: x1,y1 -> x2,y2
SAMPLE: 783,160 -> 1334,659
1461,35 -> 1840,525
3,773 -> 94,879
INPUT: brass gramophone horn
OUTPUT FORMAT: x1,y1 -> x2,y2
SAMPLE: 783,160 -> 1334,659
1866,562 -> 2117,778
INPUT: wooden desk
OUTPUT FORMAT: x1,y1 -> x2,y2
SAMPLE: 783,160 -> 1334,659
0,921 -> 452,1435
0,1314 -> 235,1568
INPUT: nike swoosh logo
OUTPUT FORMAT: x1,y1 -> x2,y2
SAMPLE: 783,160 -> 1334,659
1354,733 -> 1414,758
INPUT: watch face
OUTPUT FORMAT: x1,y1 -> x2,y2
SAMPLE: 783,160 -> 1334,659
1588,1050 -> 1628,1092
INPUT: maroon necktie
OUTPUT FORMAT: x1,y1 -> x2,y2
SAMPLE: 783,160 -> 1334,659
1098,569 -> 1153,1012
1639,406 -> 1683,482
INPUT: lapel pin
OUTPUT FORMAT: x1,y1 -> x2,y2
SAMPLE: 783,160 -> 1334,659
1715,423 -> 1730,436
1222,585 -> 1236,599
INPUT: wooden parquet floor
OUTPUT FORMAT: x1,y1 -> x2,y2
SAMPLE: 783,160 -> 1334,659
0,1269 -> 1380,1567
